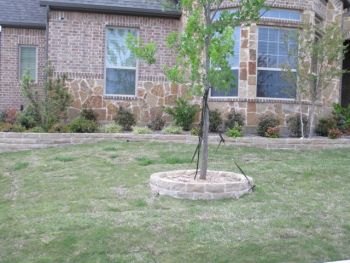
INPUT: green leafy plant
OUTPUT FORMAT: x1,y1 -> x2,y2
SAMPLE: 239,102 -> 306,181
328,128 -> 342,139
26,126 -> 46,133
133,127 -> 152,135
0,123 -> 14,132
257,114 -> 280,137
100,123 -> 123,133
148,114 -> 165,131
16,106 -> 38,129
226,126 -> 243,138
21,65 -> 72,131
165,98 -> 198,131
265,127 -> 280,138
332,103 -> 350,132
209,110 -> 223,132
114,107 -> 136,131
68,118 -> 98,133
163,125 -> 183,134
286,114 -> 308,138
191,126 -> 200,136
225,111 -> 245,130
48,123 -> 69,133
315,117 -> 337,137
80,109 -> 98,122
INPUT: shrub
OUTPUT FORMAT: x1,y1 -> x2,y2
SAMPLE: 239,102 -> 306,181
48,123 -> 69,133
190,126 -> 200,136
100,123 -> 123,133
315,117 -> 336,137
265,127 -> 280,138
328,128 -> 342,139
286,114 -> 308,137
257,114 -> 280,137
165,98 -> 198,131
0,123 -> 13,132
20,65 -> 72,131
0,111 -> 6,123
4,108 -> 18,124
225,111 -> 245,130
9,124 -> 26,133
163,125 -> 183,134
209,109 -> 223,132
148,114 -> 165,131
80,109 -> 98,122
133,126 -> 152,135
226,126 -> 243,138
68,118 -> 98,133
27,126 -> 46,133
332,103 -> 350,132
114,107 -> 136,131
16,107 -> 39,129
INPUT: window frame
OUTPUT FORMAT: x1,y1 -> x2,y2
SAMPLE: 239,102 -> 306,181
259,8 -> 302,22
104,26 -> 139,97
256,26 -> 298,100
19,45 -> 38,83
210,26 -> 241,98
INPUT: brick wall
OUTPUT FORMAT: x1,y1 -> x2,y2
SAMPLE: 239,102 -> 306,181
0,27 -> 46,111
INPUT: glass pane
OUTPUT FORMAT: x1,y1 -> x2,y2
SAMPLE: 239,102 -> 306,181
211,70 -> 239,97
260,8 -> 301,21
106,68 -> 136,95
259,27 -> 268,41
20,46 -> 37,81
257,70 -> 296,98
106,28 -> 137,68
228,27 -> 241,68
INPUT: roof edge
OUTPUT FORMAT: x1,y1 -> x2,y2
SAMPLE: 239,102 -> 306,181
0,21 -> 46,29
39,1 -> 182,19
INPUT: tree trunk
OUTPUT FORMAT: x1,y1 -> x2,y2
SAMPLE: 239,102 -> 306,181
199,92 -> 210,180
299,103 -> 305,139
308,103 -> 315,138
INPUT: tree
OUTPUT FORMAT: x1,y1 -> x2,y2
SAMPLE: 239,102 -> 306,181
128,0 -> 265,179
283,23 -> 347,138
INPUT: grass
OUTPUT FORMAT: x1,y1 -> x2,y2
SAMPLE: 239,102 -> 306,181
0,141 -> 349,263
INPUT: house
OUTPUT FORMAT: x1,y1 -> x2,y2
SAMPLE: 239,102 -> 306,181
0,0 -> 349,133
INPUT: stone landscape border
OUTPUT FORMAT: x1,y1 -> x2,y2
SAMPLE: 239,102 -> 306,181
1,132 -> 350,153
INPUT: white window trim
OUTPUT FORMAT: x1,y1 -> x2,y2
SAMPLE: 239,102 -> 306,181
104,26 -> 139,98
210,27 -> 241,99
19,45 -> 38,83
256,26 -> 298,100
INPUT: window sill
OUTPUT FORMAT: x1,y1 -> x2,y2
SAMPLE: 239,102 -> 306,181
209,97 -> 320,105
103,95 -> 137,101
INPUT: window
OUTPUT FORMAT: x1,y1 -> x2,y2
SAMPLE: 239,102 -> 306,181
211,26 -> 241,97
257,27 -> 298,98
105,27 -> 138,96
19,46 -> 37,82
260,8 -> 301,21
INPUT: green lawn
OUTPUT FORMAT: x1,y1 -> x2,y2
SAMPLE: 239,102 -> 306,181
0,141 -> 349,263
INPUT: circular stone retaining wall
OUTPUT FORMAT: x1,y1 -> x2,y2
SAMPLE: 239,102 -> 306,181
150,170 -> 254,200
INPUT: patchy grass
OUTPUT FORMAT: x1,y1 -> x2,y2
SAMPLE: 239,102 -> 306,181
0,141 -> 349,263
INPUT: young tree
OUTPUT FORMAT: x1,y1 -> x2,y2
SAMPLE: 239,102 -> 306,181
283,23 -> 347,138
128,0 -> 265,179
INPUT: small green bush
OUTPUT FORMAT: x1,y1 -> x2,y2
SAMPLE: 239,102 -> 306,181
163,125 -> 183,134
16,107 -> 38,129
165,98 -> 198,131
27,126 -> 46,133
332,103 -> 350,132
209,109 -> 223,132
257,114 -> 280,137
68,118 -> 98,133
315,117 -> 336,137
226,126 -> 243,138
328,128 -> 342,139
80,109 -> 98,122
100,123 -> 123,133
190,126 -> 200,136
114,107 -> 136,131
133,126 -> 152,135
225,111 -> 245,130
286,114 -> 308,137
48,123 -> 69,133
265,127 -> 280,138
0,122 -> 13,132
10,124 -> 26,132
148,114 -> 165,131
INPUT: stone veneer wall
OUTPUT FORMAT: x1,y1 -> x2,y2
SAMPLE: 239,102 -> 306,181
0,27 -> 46,111
47,2 -> 344,132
